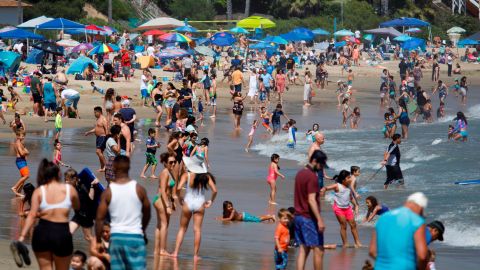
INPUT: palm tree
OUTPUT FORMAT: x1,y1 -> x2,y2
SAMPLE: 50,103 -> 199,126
227,0 -> 232,20
244,0 -> 250,17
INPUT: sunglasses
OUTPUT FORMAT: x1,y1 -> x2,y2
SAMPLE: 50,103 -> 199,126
168,160 -> 177,165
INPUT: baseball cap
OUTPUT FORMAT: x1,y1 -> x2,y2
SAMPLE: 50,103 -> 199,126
427,221 -> 445,241
407,192 -> 428,209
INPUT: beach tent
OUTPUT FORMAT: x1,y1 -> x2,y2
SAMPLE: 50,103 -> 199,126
137,56 -> 155,69
36,18 -> 85,30
210,32 -> 236,46
0,27 -> 44,39
401,37 -> 426,50
458,39 -> 479,46
66,56 -> 98,75
312,28 -> 330,36
364,27 -> 402,38
136,17 -> 183,30
237,16 -> 275,29
466,31 -> 480,41
17,16 -> 53,28
380,17 -> 430,28
26,49 -> 44,64
0,51 -> 21,74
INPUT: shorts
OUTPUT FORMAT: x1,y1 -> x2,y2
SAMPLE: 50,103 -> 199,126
140,89 -> 148,98
71,213 -> 94,228
242,212 -> 261,223
234,84 -> 242,92
164,99 -> 176,108
32,93 -> 42,103
274,250 -> 288,270
145,152 -> 158,165
44,102 -> 57,111
96,136 -> 106,150
272,122 -> 281,131
347,80 -> 353,86
105,156 -> 115,182
122,66 -> 131,76
294,215 -> 324,247
110,233 -> 146,270
259,91 -> 266,101
16,157 -> 29,177
460,130 -> 468,138
287,141 -> 295,149
262,122 -> 270,130
56,128 -> 62,133
265,86 -> 271,94
385,165 -> 404,185
317,171 -> 324,188
184,68 -> 191,77
333,203 -> 354,221
65,94 -> 80,109
210,96 -> 217,106
32,219 -> 73,257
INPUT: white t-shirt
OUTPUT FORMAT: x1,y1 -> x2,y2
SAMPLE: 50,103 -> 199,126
140,74 -> 147,90
447,55 -> 453,65
182,57 -> 193,69
104,137 -> 117,158
61,89 -> 79,99
147,46 -> 155,56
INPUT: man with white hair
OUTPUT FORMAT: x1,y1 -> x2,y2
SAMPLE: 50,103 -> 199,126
369,192 -> 428,270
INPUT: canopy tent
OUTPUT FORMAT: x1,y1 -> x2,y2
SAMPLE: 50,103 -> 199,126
364,27 -> 402,37
210,32 -> 236,46
466,31 -> 480,41
401,37 -> 426,50
458,39 -> 479,46
229,27 -> 249,34
66,56 -> 98,75
334,29 -> 354,36
312,28 -> 330,36
262,35 -> 288,45
0,27 -> 44,39
447,27 -> 466,34
405,28 -> 422,34
136,17 -> 183,30
137,56 -> 155,69
237,16 -> 275,29
0,51 -> 21,74
36,18 -> 85,30
26,49 -> 44,64
380,17 -> 430,28
17,16 -> 53,28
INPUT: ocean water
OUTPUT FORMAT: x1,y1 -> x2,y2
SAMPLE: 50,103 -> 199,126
253,104 -> 480,248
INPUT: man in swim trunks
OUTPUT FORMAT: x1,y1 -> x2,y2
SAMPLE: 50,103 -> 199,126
381,133 -> 404,189
85,107 -> 108,172
12,130 -> 29,196
307,133 -> 331,189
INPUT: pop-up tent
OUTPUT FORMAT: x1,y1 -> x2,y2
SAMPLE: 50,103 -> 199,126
364,27 -> 402,38
0,27 -> 44,39
0,51 -> 21,75
137,56 -> 155,69
36,18 -> 85,30
18,16 -> 53,28
26,49 -> 44,64
66,56 -> 98,75
401,37 -> 426,50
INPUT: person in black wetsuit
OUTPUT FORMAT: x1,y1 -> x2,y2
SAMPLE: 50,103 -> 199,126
381,133 -> 404,189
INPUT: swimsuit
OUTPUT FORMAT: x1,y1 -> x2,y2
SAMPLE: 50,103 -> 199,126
183,173 -> 206,212
16,157 -> 29,177
266,165 -> 277,183
152,171 -> 175,205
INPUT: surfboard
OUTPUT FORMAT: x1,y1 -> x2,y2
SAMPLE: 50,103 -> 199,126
454,180 -> 480,185
78,167 -> 105,203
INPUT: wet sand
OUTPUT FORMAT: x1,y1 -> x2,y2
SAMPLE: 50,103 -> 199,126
0,57 -> 479,269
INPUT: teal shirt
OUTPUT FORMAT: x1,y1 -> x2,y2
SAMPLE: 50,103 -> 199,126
375,207 -> 424,270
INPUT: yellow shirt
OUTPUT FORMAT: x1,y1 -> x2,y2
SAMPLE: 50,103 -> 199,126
232,70 -> 243,85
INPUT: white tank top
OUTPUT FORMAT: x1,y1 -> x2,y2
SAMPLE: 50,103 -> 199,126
109,180 -> 143,235
334,183 -> 351,209
39,184 -> 72,211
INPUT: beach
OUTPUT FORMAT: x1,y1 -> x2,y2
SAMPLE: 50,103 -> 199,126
1,57 -> 479,270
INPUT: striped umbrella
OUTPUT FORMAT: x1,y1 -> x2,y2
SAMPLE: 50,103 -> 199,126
158,33 -> 192,43
88,43 -> 114,55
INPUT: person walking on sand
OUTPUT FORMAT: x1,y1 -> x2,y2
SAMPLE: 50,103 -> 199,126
294,150 -> 327,270
12,130 -> 30,197
267,154 -> 285,205
369,192 -> 428,270
85,107 -> 108,172
95,156 -> 151,270
381,134 -> 404,189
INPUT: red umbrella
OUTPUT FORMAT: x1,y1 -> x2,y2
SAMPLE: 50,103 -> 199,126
85,24 -> 104,31
143,29 -> 166,36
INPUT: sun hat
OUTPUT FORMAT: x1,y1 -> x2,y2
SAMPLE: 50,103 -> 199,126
427,220 -> 445,241
407,192 -> 428,209
183,156 -> 207,174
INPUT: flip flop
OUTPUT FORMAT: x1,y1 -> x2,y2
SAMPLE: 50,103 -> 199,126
10,241 -> 23,267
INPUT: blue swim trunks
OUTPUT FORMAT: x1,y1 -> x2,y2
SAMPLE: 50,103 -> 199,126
274,250 -> 288,269
110,233 -> 146,270
294,215 -> 324,247
243,212 -> 261,223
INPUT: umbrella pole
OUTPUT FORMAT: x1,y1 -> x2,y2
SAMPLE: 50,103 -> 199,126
85,30 -> 88,43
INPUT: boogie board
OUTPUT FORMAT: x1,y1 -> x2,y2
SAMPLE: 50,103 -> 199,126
407,100 -> 418,118
454,179 -> 480,185
78,167 -> 105,203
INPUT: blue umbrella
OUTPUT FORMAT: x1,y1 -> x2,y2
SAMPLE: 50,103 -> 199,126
108,43 -> 120,52
292,27 -> 315,38
0,27 -> 44,39
312,28 -> 330,36
36,18 -> 85,30
250,42 -> 276,50
334,29 -> 354,36
458,39 -> 479,46
66,56 -> 98,75
262,35 -> 288,45
175,25 -> 198,33
401,37 -> 426,50
394,34 -> 412,42
230,27 -> 249,34
210,32 -> 236,46
334,41 -> 347,47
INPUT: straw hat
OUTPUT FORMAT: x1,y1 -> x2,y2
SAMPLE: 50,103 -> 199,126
183,156 -> 207,174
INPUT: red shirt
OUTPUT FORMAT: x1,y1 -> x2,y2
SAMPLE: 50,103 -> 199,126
121,53 -> 131,67
294,166 -> 320,219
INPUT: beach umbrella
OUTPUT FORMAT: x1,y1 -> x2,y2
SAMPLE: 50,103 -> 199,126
250,42 -> 276,50
363,34 -> 373,41
334,41 -> 347,47
194,46 -> 215,57
394,34 -> 412,42
56,39 -> 80,47
447,27 -> 466,34
334,29 -> 354,36
458,39 -> 479,46
72,43 -> 93,52
312,28 -> 330,36
343,36 -> 360,44
229,27 -> 249,34
102,26 -> 117,35
380,17 -> 430,28
108,43 -> 120,52
210,32 -> 236,46
142,29 -> 166,36
136,17 -> 183,30
157,47 -> 190,58
158,33 -> 192,43
401,37 -> 426,50
174,24 -> 198,33
85,24 -> 104,32
66,56 -> 98,75
88,44 -> 114,55
262,35 -> 288,45
17,16 -> 53,29
32,40 -> 64,55
36,18 -> 85,30
237,16 -> 275,29
405,28 -> 422,34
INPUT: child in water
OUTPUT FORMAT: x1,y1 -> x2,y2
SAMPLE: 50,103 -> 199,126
191,137 -> 210,169
341,98 -> 351,128
245,119 -> 258,152
363,196 -> 389,223
286,119 -> 297,148
306,123 -> 320,142
447,125 -> 455,140
52,140 -> 69,167
218,201 -> 275,222
274,208 -> 293,270
350,166 -> 361,198
267,154 -> 285,205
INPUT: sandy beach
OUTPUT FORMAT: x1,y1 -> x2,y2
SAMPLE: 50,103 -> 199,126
1,55 -> 479,269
